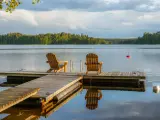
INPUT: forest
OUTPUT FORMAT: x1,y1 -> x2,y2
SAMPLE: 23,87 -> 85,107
0,32 -> 111,44
0,31 -> 160,44
118,32 -> 160,44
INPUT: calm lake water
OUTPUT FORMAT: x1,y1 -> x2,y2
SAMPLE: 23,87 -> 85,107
1,45 -> 160,120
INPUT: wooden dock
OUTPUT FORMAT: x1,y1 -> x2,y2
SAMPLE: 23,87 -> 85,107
84,71 -> 146,79
0,71 -> 49,77
0,71 -> 146,85
16,74 -> 82,102
0,71 -> 146,78
0,71 -> 146,113
0,87 -> 39,112
1,87 -> 83,119
83,85 -> 145,92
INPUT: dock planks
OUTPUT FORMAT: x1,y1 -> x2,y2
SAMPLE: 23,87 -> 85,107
16,75 -> 83,102
0,87 -> 39,112
1,87 -> 83,119
0,71 -> 146,81
0,71 -> 49,77
84,71 -> 146,80
0,71 -> 146,113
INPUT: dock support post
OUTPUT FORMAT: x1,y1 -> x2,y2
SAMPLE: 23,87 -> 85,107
72,61 -> 74,72
80,60 -> 82,72
82,61 -> 84,71
70,60 -> 72,72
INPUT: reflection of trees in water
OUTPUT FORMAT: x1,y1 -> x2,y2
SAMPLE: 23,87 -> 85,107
85,89 -> 102,110
143,53 -> 160,63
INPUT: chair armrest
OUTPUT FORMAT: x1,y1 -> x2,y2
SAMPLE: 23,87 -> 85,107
58,61 -> 68,65
99,62 -> 103,65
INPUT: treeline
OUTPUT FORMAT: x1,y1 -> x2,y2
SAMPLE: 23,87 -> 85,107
1,32 -> 160,44
0,32 -> 111,44
106,38 -> 137,44
119,32 -> 160,44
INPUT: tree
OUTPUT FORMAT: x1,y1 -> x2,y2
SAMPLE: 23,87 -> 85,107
0,32 -> 112,45
0,0 -> 40,12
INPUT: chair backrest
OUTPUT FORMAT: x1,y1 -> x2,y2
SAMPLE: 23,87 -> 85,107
46,53 -> 59,69
86,53 -> 99,71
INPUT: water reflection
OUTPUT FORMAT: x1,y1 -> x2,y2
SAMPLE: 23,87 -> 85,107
85,89 -> 102,110
84,80 -> 146,110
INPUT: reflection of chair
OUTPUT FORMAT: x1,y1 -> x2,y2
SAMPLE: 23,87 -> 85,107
85,53 -> 103,75
46,53 -> 68,73
85,89 -> 102,110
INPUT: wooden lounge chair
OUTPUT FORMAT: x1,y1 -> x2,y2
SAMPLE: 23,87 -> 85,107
46,53 -> 68,73
85,53 -> 103,75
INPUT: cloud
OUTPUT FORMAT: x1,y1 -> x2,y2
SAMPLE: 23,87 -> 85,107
54,101 -> 160,120
122,22 -> 134,26
0,8 -> 160,38
138,15 -> 153,20
16,0 -> 160,12
0,10 -> 38,26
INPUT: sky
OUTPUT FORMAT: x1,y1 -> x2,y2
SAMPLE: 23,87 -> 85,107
0,0 -> 160,38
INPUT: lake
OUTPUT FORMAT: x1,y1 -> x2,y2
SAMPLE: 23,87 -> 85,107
0,45 -> 160,120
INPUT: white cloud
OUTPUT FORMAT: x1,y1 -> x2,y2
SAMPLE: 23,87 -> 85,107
0,18 -> 8,22
103,0 -> 120,4
138,15 -> 153,20
0,10 -> 38,26
0,9 -> 160,38
122,22 -> 134,26
16,0 -> 154,12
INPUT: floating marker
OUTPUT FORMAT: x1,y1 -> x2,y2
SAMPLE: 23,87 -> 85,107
126,55 -> 131,59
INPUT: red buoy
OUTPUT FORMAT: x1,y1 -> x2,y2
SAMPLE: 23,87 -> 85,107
126,55 -> 131,59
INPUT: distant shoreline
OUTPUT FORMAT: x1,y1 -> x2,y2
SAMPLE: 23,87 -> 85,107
0,31 -> 159,44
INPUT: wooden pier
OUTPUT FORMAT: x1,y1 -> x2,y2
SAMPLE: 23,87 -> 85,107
0,87 -> 39,112
16,74 -> 82,101
1,87 -> 83,119
0,71 -> 146,113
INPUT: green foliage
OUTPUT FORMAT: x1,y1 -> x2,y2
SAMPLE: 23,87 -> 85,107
0,0 -> 40,12
119,32 -> 160,44
0,32 -> 111,45
32,0 -> 40,4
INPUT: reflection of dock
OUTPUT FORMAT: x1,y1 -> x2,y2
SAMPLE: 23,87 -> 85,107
0,71 -> 145,113
2,114 -> 40,120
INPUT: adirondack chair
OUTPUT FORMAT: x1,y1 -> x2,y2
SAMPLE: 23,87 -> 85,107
85,89 -> 102,110
46,53 -> 68,73
85,53 -> 103,75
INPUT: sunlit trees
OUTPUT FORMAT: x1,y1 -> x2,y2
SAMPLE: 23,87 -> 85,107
119,32 -> 160,44
0,32 -> 110,44
0,0 -> 40,12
